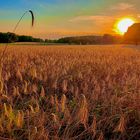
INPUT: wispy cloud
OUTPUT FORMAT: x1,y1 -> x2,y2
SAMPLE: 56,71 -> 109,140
111,3 -> 134,11
70,15 -> 114,23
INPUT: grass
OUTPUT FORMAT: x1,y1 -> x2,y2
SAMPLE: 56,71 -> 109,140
0,45 -> 139,140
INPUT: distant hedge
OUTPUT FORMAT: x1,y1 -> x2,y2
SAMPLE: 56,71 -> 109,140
45,34 -> 122,45
0,32 -> 44,43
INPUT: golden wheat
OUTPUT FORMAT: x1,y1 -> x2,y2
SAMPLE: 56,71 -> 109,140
0,45 -> 139,140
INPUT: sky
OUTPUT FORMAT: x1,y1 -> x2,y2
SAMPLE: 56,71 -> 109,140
0,0 -> 140,39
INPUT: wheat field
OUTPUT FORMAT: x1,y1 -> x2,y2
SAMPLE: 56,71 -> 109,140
0,45 -> 139,140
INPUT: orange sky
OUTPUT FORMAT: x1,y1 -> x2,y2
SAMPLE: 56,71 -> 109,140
0,0 -> 140,39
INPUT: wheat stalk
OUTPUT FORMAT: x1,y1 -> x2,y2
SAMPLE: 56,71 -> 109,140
72,94 -> 88,128
0,10 -> 35,63
60,94 -> 67,113
15,111 -> 24,128
40,86 -> 45,98
114,114 -> 126,133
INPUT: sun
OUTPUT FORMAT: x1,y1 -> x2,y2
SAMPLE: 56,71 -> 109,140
115,18 -> 135,35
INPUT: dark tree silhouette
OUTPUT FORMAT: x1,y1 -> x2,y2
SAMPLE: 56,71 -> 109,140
0,32 -> 44,43
53,35 -> 122,45
124,23 -> 140,45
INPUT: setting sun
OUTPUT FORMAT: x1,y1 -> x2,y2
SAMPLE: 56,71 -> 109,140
115,18 -> 135,35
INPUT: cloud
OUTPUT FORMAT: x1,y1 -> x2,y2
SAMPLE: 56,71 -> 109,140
70,15 -> 114,23
69,15 -> 120,35
111,3 -> 134,10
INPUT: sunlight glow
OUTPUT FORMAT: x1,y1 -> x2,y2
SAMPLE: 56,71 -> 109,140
115,18 -> 135,35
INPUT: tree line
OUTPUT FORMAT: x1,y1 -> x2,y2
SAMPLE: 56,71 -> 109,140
45,23 -> 140,45
45,34 -> 122,45
0,32 -> 44,43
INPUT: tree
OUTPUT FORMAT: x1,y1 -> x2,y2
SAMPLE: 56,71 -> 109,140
7,32 -> 18,43
0,32 -> 18,43
124,23 -> 140,45
0,32 -> 44,43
